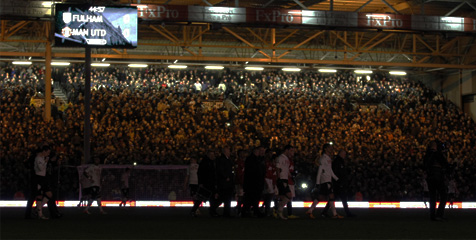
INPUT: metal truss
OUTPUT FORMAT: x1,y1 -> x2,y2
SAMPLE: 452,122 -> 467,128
1,18 -> 476,70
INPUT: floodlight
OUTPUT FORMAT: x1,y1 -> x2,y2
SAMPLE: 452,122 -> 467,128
51,62 -> 70,66
389,71 -> 407,75
282,68 -> 301,72
205,66 -> 224,70
91,63 -> 110,67
12,61 -> 32,65
128,64 -> 148,68
245,67 -> 264,71
354,70 -> 372,74
168,65 -> 187,69
318,69 -> 337,73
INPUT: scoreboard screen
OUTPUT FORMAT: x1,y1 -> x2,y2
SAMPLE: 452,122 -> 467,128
54,4 -> 138,48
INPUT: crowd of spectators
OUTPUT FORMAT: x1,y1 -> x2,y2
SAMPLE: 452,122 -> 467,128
1,64 -> 475,202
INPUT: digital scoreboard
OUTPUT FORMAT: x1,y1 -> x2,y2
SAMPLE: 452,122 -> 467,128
54,4 -> 138,48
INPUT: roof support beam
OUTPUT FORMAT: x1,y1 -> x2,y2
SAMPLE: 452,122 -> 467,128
189,24 -> 210,42
112,49 -> 126,55
349,32 -> 384,61
467,2 -> 476,11
427,0 -> 476,3
386,54 -> 398,62
445,1 -> 467,16
222,26 -> 270,59
293,0 -> 308,9
272,28 -> 276,58
5,21 -> 30,39
380,1 -> 413,14
263,0 -> 275,8
355,0 -> 373,12
381,0 -> 400,14
1,20 -> 6,41
246,28 -> 267,45
415,35 -> 435,53
277,30 -> 324,59
135,42 -> 468,58
275,29 -> 299,47
150,25 -> 179,43
303,0 -> 326,8
349,33 -> 395,61
320,52 -> 330,60
202,0 -> 213,6
331,31 -> 355,50
17,51 -> 473,69
462,37 -> 476,64
150,25 -> 197,56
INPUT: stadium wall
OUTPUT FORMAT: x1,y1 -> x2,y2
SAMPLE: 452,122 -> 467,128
418,70 -> 476,122
466,71 -> 476,122
443,70 -> 476,122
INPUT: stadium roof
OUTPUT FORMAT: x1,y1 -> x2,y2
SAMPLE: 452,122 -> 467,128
1,0 -> 475,73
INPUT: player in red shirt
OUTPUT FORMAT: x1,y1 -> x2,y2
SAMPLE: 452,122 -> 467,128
262,149 -> 277,216
286,156 -> 299,219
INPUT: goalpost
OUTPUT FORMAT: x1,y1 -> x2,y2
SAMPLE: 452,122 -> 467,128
77,165 -> 190,201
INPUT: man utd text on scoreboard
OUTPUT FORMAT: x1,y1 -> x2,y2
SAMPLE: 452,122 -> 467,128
54,4 -> 138,48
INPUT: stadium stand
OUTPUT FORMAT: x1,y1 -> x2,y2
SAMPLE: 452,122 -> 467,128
1,64 -> 475,202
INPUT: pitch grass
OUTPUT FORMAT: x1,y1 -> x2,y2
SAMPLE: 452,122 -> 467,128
1,207 -> 475,239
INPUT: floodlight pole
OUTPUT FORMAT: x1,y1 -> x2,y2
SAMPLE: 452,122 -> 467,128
83,47 -> 92,165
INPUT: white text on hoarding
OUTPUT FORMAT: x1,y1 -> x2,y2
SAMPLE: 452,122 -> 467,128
366,15 -> 403,28
256,10 -> 294,23
137,6 -> 179,19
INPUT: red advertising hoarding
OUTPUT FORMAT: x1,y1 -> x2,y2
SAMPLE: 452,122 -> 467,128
358,13 -> 412,29
134,4 -> 188,22
247,8 -> 302,25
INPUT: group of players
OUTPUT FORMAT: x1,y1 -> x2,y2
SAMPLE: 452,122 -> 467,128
25,145 -> 129,219
76,157 -> 107,215
77,160 -> 132,214
186,143 -> 355,220
186,140 -> 450,221
24,145 -> 58,219
25,140 -> 448,221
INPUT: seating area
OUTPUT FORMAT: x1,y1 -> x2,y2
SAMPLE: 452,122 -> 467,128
1,64 -> 474,201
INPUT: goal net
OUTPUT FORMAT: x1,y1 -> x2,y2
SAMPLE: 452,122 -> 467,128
77,165 -> 189,201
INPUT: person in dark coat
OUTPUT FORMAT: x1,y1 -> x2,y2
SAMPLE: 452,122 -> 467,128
192,150 -> 218,217
213,146 -> 234,217
424,140 -> 448,221
242,145 -> 266,217
322,149 -> 355,217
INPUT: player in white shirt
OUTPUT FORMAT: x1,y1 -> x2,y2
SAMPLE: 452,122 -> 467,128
119,168 -> 131,207
275,145 -> 295,220
306,143 -> 342,219
185,156 -> 201,216
84,157 -> 106,214
286,155 -> 299,219
33,145 -> 51,219
77,170 -> 92,207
